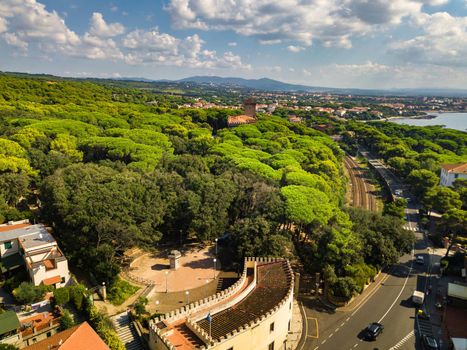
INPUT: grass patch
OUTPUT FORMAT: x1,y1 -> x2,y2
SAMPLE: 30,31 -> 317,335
107,278 -> 139,306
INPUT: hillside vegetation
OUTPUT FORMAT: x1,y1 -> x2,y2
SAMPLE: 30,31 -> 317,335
0,73 -> 413,300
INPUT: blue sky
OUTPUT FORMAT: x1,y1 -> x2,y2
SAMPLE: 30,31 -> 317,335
0,0 -> 466,89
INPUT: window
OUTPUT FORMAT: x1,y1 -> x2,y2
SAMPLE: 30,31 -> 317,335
61,277 -> 65,283
270,322 -> 275,332
289,302 -> 292,310
288,320 -> 291,331
46,332 -> 52,337
4,241 -> 12,249
227,347 -> 233,350
268,341 -> 274,350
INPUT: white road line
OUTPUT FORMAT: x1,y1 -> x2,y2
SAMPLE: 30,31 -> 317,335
340,322 -> 345,327
328,334 -> 333,339
388,330 -> 415,350
378,250 -> 414,324
346,317 -> 350,322
298,302 -> 309,350
321,339 -> 327,344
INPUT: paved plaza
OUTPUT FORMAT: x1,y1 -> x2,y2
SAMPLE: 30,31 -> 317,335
129,245 -> 220,293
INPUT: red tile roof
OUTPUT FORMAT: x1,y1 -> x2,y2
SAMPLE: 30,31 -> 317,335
42,275 -> 61,286
24,322 -> 109,350
227,115 -> 256,127
442,163 -> 467,174
0,223 -> 31,232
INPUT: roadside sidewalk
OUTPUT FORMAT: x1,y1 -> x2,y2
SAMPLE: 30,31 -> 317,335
289,300 -> 303,350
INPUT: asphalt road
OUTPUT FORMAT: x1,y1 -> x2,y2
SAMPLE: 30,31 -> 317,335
298,202 -> 431,350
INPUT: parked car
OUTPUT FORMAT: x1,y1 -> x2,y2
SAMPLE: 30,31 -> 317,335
422,335 -> 439,349
364,322 -> 384,340
416,256 -> 425,265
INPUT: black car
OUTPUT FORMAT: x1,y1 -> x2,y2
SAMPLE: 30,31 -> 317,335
422,335 -> 439,349
364,322 -> 384,340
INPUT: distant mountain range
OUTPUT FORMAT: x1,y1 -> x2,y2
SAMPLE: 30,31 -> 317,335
3,71 -> 467,97
168,76 -> 467,97
176,76 -> 322,92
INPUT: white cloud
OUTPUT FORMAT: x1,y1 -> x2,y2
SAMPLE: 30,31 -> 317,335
389,12 -> 467,66
3,32 -> 27,50
287,45 -> 304,53
89,12 -> 125,37
228,41 -> 237,47
122,28 -> 250,69
0,1 -> 249,70
0,0 -> 80,48
165,0 -> 439,48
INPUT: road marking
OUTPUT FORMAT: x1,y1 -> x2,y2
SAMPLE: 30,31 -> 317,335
346,317 -> 350,322
328,334 -> 333,339
388,330 -> 415,350
377,248 -> 414,324
340,322 -> 345,327
298,302 -> 309,350
321,339 -> 327,344
335,327 -> 340,332
305,317 -> 319,339
353,343 -> 358,348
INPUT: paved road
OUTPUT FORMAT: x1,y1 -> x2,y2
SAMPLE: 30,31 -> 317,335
296,150 -> 439,350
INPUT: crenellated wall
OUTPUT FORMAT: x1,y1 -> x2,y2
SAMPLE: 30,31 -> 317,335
149,257 -> 294,350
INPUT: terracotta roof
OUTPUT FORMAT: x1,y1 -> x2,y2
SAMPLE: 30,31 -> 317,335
24,322 -> 109,350
227,115 -> 256,126
42,275 -> 61,286
442,163 -> 467,174
0,223 -> 31,232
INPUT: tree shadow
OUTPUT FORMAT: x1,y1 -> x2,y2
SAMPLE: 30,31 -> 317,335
183,257 -> 215,269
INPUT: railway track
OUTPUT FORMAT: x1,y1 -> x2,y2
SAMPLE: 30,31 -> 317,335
344,156 -> 377,211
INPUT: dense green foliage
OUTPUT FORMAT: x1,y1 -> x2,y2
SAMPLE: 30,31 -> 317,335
345,121 -> 466,251
0,74 -> 416,300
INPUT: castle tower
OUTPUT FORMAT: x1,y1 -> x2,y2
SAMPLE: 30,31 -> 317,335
243,98 -> 256,118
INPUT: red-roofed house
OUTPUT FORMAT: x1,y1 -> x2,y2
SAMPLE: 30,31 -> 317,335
440,163 -> 467,187
23,322 -> 109,350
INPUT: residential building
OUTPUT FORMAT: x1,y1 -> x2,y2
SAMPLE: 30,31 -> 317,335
149,257 -> 294,350
0,311 -> 21,346
0,220 -> 70,288
23,322 -> 110,350
440,164 -> 467,187
20,308 -> 62,347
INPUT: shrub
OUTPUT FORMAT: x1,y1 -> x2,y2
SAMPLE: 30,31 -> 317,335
53,287 -> 70,306
107,279 -> 139,306
60,309 -> 75,330
13,282 -> 47,305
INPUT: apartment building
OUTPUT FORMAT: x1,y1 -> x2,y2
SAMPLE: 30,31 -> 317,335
0,220 -> 70,288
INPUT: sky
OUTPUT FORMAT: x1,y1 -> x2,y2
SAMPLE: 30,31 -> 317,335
0,0 -> 466,89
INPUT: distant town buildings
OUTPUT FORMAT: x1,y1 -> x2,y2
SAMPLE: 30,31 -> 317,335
0,220 -> 70,288
149,258 -> 294,350
440,164 -> 467,187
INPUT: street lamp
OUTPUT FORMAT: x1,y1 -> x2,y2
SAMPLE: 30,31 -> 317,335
155,300 -> 159,313
213,258 -> 217,279
185,290 -> 190,305
215,238 -> 218,257
165,271 -> 169,293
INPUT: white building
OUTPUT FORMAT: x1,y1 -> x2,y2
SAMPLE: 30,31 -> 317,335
0,220 -> 70,288
150,257 -> 294,350
440,164 -> 467,187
